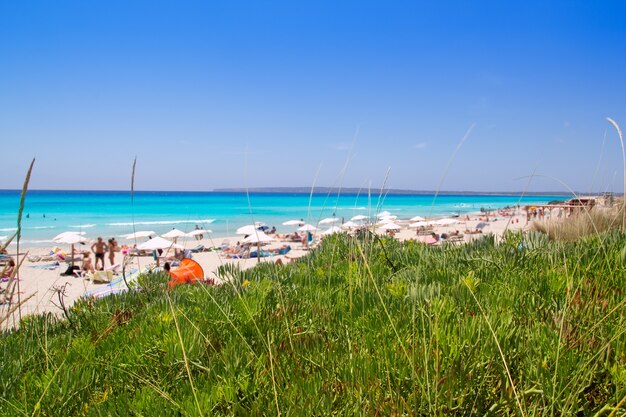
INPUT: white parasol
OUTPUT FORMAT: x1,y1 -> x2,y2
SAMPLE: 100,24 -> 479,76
125,231 -> 156,240
243,231 -> 273,263
322,226 -> 343,235
377,222 -> 402,231
282,219 -> 304,226
162,228 -> 187,239
137,236 -> 183,250
54,234 -> 89,268
236,225 -> 259,235
341,221 -> 360,229
298,224 -> 318,232
351,214 -> 368,221
52,231 -> 86,242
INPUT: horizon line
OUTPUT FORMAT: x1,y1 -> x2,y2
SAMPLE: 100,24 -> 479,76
0,187 -> 600,196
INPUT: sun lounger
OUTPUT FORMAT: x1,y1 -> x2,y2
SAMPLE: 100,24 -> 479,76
277,245 -> 292,255
446,235 -> 465,244
249,250 -> 273,258
189,244 -> 205,253
226,248 -> 250,259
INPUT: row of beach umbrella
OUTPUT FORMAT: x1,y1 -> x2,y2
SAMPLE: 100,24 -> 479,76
47,213 -> 463,258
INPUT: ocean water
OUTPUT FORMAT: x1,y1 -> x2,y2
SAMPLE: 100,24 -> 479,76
0,190 -> 564,246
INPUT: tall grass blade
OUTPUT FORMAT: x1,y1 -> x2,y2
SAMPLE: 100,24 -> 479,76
606,117 -> 625,230
15,158 -> 35,321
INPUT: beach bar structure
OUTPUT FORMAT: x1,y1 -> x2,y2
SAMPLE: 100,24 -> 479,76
524,198 -> 596,223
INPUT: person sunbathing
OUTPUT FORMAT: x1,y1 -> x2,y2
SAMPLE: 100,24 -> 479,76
2,259 -> 15,278
82,253 -> 95,274
225,247 -> 250,259
223,242 -> 245,254
268,245 -> 291,254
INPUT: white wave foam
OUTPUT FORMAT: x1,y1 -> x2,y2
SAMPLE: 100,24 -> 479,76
0,227 -> 17,232
70,224 -> 96,228
31,226 -> 57,230
107,219 -> 215,226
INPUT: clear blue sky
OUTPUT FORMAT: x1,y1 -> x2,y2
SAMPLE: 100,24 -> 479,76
1,1 -> 625,193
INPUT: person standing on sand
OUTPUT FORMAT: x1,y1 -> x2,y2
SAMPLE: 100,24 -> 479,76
194,225 -> 203,240
108,238 -> 118,266
91,237 -> 108,271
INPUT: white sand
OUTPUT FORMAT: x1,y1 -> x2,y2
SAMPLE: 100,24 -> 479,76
1,209 -> 530,328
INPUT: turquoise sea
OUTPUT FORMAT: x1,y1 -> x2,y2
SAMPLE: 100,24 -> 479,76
0,190 -> 565,246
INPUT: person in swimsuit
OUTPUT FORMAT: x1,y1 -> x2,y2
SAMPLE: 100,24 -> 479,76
108,238 -> 118,266
2,258 -> 15,278
91,237 -> 108,271
82,253 -> 95,274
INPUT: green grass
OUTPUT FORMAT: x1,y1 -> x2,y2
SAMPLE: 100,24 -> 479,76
1,231 -> 625,416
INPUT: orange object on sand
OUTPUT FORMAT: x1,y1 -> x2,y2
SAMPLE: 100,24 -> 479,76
168,258 -> 204,289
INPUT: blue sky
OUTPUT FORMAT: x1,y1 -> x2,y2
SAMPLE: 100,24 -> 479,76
1,0 -> 625,193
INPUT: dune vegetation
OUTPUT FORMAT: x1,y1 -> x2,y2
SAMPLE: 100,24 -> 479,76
1,229 -> 625,416
531,205 -> 623,242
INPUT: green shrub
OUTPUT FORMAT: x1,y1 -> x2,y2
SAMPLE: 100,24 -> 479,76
1,233 -> 625,416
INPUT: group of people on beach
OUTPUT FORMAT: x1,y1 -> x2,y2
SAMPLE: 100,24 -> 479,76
80,237 -> 119,274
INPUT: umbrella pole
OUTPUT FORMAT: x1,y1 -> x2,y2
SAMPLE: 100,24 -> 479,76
71,244 -> 75,268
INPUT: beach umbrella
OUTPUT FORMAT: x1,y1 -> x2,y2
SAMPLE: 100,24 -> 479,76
409,221 -> 429,228
322,226 -> 343,235
351,214 -> 368,221
137,236 -> 183,251
379,215 -> 397,221
377,222 -> 402,231
125,231 -> 156,240
319,217 -> 340,225
55,234 -> 89,268
410,215 -> 426,222
55,234 -> 88,245
377,211 -> 392,218
236,225 -> 259,235
298,224 -> 318,232
282,219 -> 304,226
162,228 -> 187,239
186,229 -> 212,237
434,218 -> 459,226
242,231 -> 273,244
341,221 -> 360,229
377,217 -> 397,225
52,231 -> 86,242
137,237 -> 183,267
243,231 -> 274,263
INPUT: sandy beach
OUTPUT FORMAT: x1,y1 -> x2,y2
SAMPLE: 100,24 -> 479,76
0,208 -> 531,327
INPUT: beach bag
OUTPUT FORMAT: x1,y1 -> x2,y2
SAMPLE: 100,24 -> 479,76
93,270 -> 113,283
61,265 -> 80,276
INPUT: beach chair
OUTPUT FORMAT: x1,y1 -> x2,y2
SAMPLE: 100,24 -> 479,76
277,245 -> 292,255
189,244 -> 204,253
